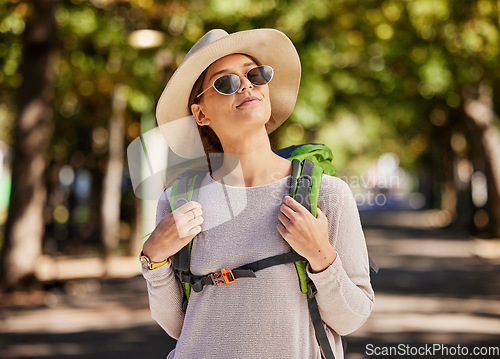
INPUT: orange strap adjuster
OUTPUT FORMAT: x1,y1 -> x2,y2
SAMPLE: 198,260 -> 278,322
210,268 -> 235,285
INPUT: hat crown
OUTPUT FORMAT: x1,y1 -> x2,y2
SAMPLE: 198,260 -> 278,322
156,28 -> 301,159
184,29 -> 229,60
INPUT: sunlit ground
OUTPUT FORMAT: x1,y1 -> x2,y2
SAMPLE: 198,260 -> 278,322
0,210 -> 499,359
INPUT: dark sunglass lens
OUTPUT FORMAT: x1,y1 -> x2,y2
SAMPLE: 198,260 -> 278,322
248,66 -> 273,85
214,74 -> 240,95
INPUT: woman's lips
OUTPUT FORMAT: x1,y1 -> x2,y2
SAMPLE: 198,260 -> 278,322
237,96 -> 261,107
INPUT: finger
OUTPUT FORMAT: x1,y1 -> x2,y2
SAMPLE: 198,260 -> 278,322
190,206 -> 203,218
183,225 -> 202,238
187,215 -> 204,227
178,221 -> 202,238
180,215 -> 204,238
283,196 -> 306,213
176,201 -> 202,214
276,223 -> 288,238
278,212 -> 291,228
174,206 -> 201,226
316,207 -> 326,219
279,203 -> 295,219
277,223 -> 296,244
173,210 -> 193,226
185,210 -> 195,221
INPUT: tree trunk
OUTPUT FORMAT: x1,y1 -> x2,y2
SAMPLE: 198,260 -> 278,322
463,82 -> 500,237
440,128 -> 457,218
100,85 -> 127,262
0,0 -> 57,291
128,197 -> 142,256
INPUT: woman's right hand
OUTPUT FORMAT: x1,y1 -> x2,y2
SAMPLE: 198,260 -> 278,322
142,201 -> 203,263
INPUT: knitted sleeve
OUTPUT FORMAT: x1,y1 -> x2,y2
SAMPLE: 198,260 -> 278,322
308,176 -> 375,336
141,189 -> 186,339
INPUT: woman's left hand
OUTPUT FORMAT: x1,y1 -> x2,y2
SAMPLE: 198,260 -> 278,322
277,196 -> 337,273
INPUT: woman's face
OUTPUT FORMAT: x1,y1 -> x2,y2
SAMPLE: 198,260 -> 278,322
191,54 -> 272,145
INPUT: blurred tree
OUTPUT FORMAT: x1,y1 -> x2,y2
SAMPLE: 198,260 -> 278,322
101,84 -> 127,261
0,0 -> 57,291
1,0 -> 499,291
272,0 -> 500,236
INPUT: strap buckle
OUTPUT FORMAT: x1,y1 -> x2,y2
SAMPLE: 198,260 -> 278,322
297,174 -> 312,188
307,280 -> 318,299
210,268 -> 235,285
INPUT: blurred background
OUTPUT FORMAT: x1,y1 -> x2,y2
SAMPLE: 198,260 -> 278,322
0,0 -> 499,358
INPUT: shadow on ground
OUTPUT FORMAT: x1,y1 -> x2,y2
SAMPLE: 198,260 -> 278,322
1,210 -> 499,359
0,325 -> 174,359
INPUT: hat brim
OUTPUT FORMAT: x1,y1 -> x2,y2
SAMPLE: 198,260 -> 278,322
156,29 -> 301,158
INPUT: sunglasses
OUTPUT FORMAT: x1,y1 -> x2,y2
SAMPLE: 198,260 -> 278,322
196,65 -> 274,99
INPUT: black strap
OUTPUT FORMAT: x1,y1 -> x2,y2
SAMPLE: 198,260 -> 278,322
369,256 -> 379,274
172,173 -> 206,272
178,251 -> 304,293
191,173 -> 205,202
181,269 -> 257,293
176,251 -> 337,358
174,175 -> 189,207
173,175 -> 191,271
293,160 -> 336,357
289,159 -> 336,357
295,159 -> 314,212
235,252 -> 304,272
172,164 -> 339,358
307,278 -> 336,359
289,159 -> 301,197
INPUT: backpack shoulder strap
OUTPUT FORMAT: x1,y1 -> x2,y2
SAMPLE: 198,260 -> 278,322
172,175 -> 190,271
290,159 -> 325,294
290,157 -> 379,275
290,159 -> 337,359
170,172 -> 206,301
307,279 -> 337,359
369,256 -> 379,274
294,159 -> 315,213
289,159 -> 301,197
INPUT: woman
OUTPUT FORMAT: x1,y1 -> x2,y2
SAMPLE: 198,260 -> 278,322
140,29 -> 374,359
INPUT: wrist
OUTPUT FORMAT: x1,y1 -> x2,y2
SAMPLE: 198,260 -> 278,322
139,250 -> 171,270
142,247 -> 166,263
142,235 -> 169,263
308,245 -> 337,273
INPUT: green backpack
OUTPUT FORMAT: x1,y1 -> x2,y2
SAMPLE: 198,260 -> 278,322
168,143 -> 377,359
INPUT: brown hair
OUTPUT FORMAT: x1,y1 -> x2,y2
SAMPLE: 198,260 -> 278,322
188,68 -> 224,174
188,54 -> 263,173
188,69 -> 224,155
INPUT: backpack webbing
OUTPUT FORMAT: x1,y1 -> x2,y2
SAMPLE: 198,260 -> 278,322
169,158 -> 337,359
289,158 -> 336,359
169,172 -> 205,300
289,158 -> 321,294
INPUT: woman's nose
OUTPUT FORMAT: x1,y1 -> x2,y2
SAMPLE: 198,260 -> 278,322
238,74 -> 254,92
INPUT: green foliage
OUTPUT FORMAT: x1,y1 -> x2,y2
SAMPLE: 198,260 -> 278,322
0,1 -> 24,144
278,0 -> 500,175
1,0 -> 499,247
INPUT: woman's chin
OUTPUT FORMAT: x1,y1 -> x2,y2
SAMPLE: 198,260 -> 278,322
237,109 -> 272,127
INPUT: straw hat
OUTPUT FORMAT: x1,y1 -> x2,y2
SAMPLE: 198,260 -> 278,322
156,28 -> 301,158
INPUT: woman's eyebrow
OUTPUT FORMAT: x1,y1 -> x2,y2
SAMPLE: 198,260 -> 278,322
208,69 -> 229,82
208,62 -> 256,82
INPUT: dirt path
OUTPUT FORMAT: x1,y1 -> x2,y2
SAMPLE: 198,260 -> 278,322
1,210 -> 499,359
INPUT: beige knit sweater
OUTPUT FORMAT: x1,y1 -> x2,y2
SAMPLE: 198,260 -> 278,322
142,173 -> 374,359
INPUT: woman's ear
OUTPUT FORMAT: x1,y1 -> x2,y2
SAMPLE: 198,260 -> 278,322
191,103 -> 211,126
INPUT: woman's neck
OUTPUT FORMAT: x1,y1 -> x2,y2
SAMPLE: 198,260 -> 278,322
211,130 -> 291,187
